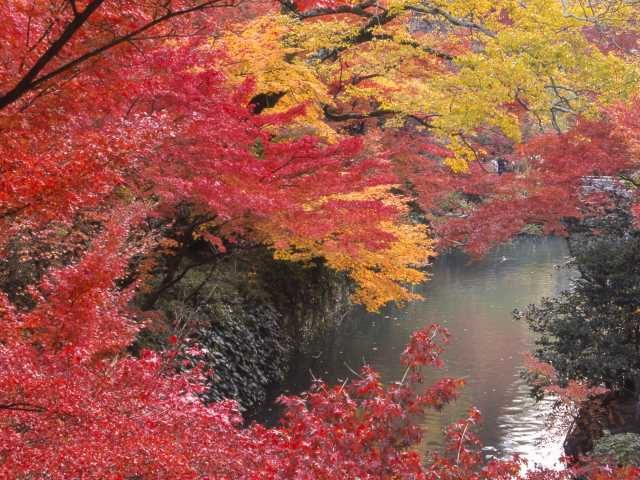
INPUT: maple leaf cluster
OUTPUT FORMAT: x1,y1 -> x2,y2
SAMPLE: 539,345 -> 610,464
1,236 -> 635,477
1,1 -> 640,479
404,115 -> 638,256
234,0 -> 640,256
1,0 -> 433,310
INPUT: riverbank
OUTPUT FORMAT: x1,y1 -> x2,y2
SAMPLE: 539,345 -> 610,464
265,236 -> 573,468
565,392 -> 640,459
143,237 -> 576,469
142,248 -> 353,411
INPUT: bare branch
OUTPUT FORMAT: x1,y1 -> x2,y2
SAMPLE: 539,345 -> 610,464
69,0 -> 79,16
323,105 -> 398,122
371,32 -> 453,60
457,133 -> 495,174
323,106 -> 435,128
408,4 -> 497,38
0,402 -> 46,413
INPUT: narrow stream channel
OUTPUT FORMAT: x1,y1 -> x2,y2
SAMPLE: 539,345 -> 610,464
278,236 -> 576,469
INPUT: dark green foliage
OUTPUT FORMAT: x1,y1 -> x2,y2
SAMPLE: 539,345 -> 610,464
593,433 -> 640,466
524,209 -> 640,394
135,245 -> 352,410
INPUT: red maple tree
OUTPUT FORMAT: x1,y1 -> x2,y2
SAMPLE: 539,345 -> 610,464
2,2 -> 640,479
397,114 -> 639,256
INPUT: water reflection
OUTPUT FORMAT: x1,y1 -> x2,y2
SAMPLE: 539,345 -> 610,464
284,236 -> 575,469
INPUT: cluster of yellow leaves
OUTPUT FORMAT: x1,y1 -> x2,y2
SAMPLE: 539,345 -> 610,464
427,0 -> 639,170
556,0 -> 640,31
272,221 -> 432,311
264,187 -> 436,311
220,10 -> 447,139
219,15 -> 338,139
223,1 -> 639,170
327,31 -> 444,115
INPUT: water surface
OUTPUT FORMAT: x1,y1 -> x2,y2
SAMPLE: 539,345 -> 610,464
282,237 -> 575,469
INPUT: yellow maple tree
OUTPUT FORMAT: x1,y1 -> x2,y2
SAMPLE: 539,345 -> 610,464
222,0 -> 639,170
262,186 -> 435,311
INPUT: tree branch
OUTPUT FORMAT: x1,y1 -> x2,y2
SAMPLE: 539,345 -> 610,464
371,33 -> 453,60
408,4 -> 497,38
323,105 -> 435,128
69,0 -> 79,17
0,1 -> 239,111
0,402 -> 46,413
457,133 -> 494,174
0,0 -> 106,110
280,0 -> 379,18
323,105 -> 398,122
300,5 -> 452,62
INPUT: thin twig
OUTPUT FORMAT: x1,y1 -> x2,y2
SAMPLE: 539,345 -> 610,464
343,361 -> 363,379
456,422 -> 470,465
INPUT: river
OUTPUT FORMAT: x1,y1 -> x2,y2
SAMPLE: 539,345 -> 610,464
274,236 -> 576,469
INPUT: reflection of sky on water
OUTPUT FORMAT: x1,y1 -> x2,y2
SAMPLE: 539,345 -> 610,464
495,381 -> 564,470
283,237 -> 576,469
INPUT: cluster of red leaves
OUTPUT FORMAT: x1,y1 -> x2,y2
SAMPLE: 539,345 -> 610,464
523,354 -> 609,407
2,236 -> 637,478
0,1 -> 404,257
0,215 -> 245,478
3,2 -> 640,479
294,0 -> 349,11
0,0 -> 238,229
0,236 -> 453,478
398,115 -> 638,256
128,43 -> 397,251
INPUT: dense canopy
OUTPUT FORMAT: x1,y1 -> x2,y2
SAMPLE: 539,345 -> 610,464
1,0 -> 640,478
